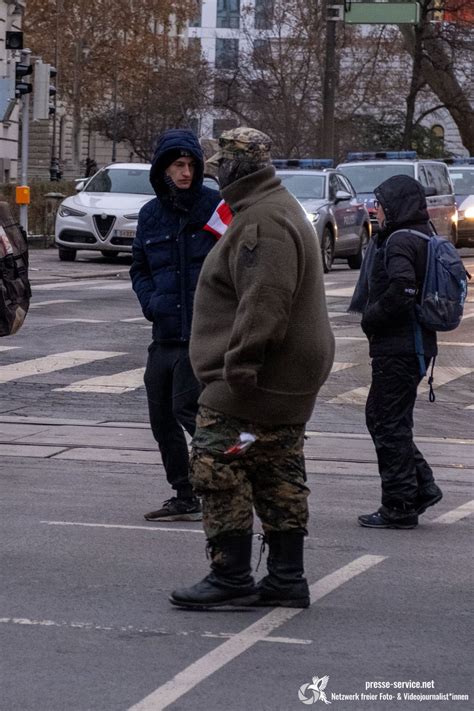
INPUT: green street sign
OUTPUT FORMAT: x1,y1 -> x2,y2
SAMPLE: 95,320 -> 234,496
344,2 -> 420,24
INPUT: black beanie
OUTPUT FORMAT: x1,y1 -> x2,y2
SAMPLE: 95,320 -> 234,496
162,148 -> 194,170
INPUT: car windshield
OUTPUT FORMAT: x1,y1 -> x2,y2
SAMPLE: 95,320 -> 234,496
85,168 -> 154,195
339,164 -> 414,192
279,174 -> 326,199
448,169 -> 474,196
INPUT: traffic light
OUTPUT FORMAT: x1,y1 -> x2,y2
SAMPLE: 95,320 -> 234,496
15,62 -> 33,97
32,61 -> 57,120
6,31 -> 23,50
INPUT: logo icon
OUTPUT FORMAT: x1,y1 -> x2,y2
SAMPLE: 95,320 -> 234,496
298,676 -> 331,705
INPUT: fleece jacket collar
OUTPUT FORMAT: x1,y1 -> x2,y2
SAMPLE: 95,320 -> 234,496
220,166 -> 282,213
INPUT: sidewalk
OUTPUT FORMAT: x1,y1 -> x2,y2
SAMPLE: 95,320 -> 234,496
0,414 -> 472,483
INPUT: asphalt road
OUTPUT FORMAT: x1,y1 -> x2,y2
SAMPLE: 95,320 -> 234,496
0,248 -> 473,711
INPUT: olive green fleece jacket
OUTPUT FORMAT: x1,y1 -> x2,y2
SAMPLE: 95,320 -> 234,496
189,166 -> 335,425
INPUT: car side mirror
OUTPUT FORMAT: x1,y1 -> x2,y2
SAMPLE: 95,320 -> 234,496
74,179 -> 86,192
335,190 -> 352,202
424,186 -> 437,197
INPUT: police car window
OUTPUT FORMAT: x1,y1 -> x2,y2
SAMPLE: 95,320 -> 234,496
337,174 -> 353,195
424,163 -> 451,195
339,164 -> 414,192
86,169 -> 154,194
418,166 -> 429,187
278,174 -> 325,199
449,169 -> 474,195
329,174 -> 339,199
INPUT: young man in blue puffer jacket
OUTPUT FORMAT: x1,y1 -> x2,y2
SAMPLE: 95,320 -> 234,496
130,128 -> 220,521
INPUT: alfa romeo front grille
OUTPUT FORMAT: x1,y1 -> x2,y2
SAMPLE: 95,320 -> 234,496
93,214 -> 116,240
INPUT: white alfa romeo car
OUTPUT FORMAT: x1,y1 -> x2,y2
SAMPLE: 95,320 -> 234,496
55,163 -> 154,261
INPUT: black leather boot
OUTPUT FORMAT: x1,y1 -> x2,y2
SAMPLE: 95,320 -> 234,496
169,533 -> 258,609
256,530 -> 310,608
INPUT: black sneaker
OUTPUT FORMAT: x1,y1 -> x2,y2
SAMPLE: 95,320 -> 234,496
358,510 -> 418,529
144,497 -> 202,522
416,484 -> 443,514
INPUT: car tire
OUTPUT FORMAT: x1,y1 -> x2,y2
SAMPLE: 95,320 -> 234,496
347,226 -> 370,270
100,250 -> 119,259
321,226 -> 334,273
58,247 -> 77,262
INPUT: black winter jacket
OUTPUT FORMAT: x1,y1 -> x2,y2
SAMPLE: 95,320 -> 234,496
130,129 -> 220,343
362,175 -> 437,359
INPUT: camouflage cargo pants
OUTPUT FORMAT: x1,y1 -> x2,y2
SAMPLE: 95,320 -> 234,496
190,406 -> 310,540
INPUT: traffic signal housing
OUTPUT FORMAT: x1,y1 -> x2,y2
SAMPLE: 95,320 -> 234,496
15,62 -> 33,98
32,61 -> 57,120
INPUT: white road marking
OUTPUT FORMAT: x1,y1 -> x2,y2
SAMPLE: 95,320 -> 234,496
29,299 -> 79,308
42,521 -> 205,534
55,367 -> 145,393
127,555 -> 386,711
0,351 -> 125,384
328,312 -> 352,319
120,317 -> 147,323
34,280 -> 114,291
334,336 -> 367,341
90,283 -> 131,291
0,618 -> 310,645
331,361 -> 357,373
329,366 -> 473,405
438,341 -> 474,347
0,346 -> 19,352
325,287 -> 355,298
432,500 -> 474,524
53,318 -> 107,323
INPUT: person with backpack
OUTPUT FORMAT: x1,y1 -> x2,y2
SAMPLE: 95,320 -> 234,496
352,175 -> 444,529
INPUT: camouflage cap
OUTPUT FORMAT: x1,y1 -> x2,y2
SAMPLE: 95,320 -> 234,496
206,127 -> 272,169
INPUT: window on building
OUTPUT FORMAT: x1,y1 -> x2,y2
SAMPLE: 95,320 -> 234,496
217,0 -> 240,29
214,77 -> 240,107
253,38 -> 271,68
190,0 -> 203,27
215,38 -> 239,70
213,118 -> 239,139
431,124 -> 445,146
255,0 -> 274,30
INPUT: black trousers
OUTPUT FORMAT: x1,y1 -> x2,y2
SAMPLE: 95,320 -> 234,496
366,355 -> 435,510
144,342 -> 201,499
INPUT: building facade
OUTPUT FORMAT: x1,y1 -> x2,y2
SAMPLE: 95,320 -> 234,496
0,0 -> 25,182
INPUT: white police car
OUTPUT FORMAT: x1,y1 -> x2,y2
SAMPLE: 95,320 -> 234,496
337,152 -> 458,244
448,159 -> 474,248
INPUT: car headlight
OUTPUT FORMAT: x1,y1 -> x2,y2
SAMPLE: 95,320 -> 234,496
58,205 -> 87,218
123,213 -> 139,220
306,211 -> 321,224
464,206 -> 474,219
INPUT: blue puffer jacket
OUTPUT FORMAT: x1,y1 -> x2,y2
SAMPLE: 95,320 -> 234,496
130,129 -> 220,343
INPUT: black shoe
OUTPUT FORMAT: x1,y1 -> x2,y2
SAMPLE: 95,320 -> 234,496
144,497 -> 202,522
255,530 -> 310,608
416,484 -> 443,514
170,533 -> 258,610
358,510 -> 418,529
170,573 -> 258,609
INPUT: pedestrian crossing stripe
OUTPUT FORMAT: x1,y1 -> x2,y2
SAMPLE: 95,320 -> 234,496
0,351 -> 125,384
328,366 -> 473,405
56,367 -> 145,394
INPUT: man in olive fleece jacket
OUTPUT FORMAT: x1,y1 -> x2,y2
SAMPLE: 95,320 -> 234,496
170,127 -> 335,611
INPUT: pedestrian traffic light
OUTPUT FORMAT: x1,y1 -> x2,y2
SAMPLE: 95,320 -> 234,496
15,62 -> 33,97
32,61 -> 57,120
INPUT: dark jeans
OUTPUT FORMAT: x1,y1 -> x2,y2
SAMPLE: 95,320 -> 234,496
366,355 -> 435,510
144,342 -> 201,499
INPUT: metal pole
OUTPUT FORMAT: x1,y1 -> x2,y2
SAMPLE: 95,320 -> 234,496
50,0 -> 61,180
111,61 -> 118,162
321,1 -> 337,160
19,49 -> 31,232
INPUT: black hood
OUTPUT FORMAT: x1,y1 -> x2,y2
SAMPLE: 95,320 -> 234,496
149,128 -> 204,197
374,175 -> 429,231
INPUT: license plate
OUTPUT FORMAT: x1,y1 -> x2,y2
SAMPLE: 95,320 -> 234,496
113,229 -> 136,238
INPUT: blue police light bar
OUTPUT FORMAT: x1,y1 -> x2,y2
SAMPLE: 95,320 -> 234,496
272,158 -> 333,169
443,157 -> 474,165
346,151 -> 417,161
